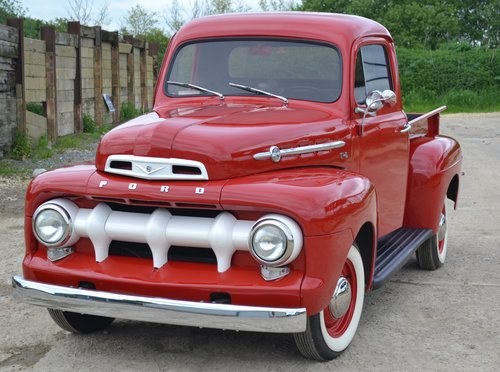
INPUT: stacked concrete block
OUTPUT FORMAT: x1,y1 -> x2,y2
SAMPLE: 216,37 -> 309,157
55,44 -> 76,136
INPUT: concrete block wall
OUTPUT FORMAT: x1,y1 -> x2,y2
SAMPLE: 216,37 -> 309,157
0,19 -> 159,156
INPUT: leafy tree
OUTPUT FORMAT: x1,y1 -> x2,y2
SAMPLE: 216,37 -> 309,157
454,0 -> 499,48
383,1 -> 460,49
0,0 -> 26,22
121,4 -> 158,38
142,27 -> 170,66
300,0 -> 461,49
259,0 -> 298,11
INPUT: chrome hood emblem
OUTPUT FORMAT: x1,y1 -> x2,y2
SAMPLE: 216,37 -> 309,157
136,164 -> 165,175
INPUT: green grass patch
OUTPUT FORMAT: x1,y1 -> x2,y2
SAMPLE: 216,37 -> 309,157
403,87 -> 500,113
0,162 -> 22,176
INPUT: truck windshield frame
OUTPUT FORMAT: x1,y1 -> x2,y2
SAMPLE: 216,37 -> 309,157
164,38 -> 343,103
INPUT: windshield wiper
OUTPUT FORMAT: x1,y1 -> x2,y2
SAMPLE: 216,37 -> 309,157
229,83 -> 288,104
167,81 -> 224,100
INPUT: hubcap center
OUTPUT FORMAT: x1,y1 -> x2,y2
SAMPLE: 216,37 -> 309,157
329,276 -> 351,318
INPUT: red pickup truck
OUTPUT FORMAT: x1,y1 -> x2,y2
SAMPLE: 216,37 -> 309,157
13,12 -> 462,360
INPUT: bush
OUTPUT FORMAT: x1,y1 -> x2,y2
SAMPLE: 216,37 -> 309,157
11,130 -> 32,160
33,135 -> 54,159
120,102 -> 141,122
398,46 -> 500,112
83,114 -> 97,133
26,102 -> 44,116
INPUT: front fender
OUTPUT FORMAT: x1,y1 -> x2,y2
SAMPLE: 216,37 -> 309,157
404,135 -> 462,231
221,167 -> 377,314
221,167 -> 376,237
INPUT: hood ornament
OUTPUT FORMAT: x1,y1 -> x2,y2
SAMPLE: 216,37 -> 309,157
253,141 -> 346,163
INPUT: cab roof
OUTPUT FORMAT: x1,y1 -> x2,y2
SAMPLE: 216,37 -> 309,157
174,12 -> 392,45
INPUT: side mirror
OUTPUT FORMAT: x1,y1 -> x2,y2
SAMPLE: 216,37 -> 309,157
365,90 -> 397,112
355,90 -> 398,135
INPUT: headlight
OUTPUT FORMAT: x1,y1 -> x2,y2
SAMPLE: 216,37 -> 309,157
33,204 -> 72,247
249,216 -> 302,267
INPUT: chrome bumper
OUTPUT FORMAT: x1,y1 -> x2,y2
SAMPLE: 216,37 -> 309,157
12,276 -> 307,333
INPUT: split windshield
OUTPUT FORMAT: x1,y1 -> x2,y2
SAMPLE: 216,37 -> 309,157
165,39 -> 342,103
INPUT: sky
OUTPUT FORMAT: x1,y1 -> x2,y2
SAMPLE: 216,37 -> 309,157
19,0 -> 263,32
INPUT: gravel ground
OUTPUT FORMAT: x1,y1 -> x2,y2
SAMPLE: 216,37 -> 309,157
0,143 -> 97,214
0,113 -> 499,371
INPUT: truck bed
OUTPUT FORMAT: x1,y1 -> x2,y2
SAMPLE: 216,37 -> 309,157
407,106 -> 447,138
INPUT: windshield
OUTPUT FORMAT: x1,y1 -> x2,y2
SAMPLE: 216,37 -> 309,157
165,39 -> 342,103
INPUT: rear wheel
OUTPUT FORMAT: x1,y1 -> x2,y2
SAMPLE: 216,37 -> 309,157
294,245 -> 365,360
417,202 -> 448,270
48,309 -> 114,334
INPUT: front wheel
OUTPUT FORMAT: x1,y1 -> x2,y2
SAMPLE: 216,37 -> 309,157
416,202 -> 448,270
48,309 -> 114,334
294,244 -> 365,361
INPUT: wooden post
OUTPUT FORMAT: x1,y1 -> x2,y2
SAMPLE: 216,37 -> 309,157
140,43 -> 148,111
41,26 -> 57,142
124,36 -> 135,107
111,32 -> 121,125
93,27 -> 103,126
6,19 -> 26,135
149,43 -> 159,108
68,21 -> 82,133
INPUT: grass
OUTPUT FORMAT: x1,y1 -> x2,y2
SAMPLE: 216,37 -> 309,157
403,88 -> 500,113
0,162 -> 23,176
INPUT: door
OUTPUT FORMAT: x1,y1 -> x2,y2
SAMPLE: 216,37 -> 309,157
353,43 -> 410,236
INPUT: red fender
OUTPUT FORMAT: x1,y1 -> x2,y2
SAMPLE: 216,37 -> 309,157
404,135 -> 462,232
221,167 -> 377,314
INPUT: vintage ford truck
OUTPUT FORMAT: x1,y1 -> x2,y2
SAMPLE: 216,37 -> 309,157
13,12 -> 462,360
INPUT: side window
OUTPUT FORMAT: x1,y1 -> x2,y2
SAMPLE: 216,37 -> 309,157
354,45 -> 393,104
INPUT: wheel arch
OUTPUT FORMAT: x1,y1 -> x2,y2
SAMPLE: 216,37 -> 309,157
447,173 -> 460,208
354,221 -> 376,290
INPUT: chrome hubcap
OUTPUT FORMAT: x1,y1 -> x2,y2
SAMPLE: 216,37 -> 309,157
329,277 -> 351,318
438,212 -> 446,242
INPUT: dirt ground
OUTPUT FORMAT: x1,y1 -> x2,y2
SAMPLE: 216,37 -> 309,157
1,113 -> 499,371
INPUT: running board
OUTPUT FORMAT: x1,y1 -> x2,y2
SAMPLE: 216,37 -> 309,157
372,228 -> 433,289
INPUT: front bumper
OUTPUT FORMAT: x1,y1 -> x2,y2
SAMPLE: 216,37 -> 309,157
12,276 -> 307,333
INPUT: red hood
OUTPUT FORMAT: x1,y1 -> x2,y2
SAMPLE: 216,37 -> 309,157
95,103 -> 351,180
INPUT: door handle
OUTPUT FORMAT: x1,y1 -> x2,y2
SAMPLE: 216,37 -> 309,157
400,123 -> 412,133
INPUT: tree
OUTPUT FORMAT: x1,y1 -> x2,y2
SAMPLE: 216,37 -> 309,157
454,0 -> 499,48
93,2 -> 111,27
0,0 -> 26,22
165,0 -> 186,35
259,0 -> 298,11
205,0 -> 250,14
67,0 -> 92,24
300,0 -> 461,49
66,0 -> 111,27
121,4 -> 158,37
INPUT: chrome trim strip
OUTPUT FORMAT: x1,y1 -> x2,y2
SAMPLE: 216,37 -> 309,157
253,141 -> 346,162
407,105 -> 447,126
12,276 -> 307,333
104,155 -> 209,181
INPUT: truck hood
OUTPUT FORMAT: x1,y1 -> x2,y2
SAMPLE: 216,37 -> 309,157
95,103 -> 350,181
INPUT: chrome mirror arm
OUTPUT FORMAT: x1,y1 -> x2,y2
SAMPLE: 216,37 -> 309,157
355,90 -> 397,136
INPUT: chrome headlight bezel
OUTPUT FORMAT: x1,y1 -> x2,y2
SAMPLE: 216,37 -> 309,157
249,216 -> 302,267
32,203 -> 73,247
